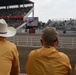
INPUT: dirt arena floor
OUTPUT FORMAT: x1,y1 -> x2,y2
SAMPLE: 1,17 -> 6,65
17,46 -> 76,75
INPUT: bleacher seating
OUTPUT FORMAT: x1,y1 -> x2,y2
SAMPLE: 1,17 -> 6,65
0,7 -> 32,16
46,18 -> 76,31
0,5 -> 33,28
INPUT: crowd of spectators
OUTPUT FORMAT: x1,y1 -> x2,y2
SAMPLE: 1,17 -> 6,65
7,19 -> 24,28
46,18 -> 76,30
0,6 -> 32,16
0,6 -> 33,28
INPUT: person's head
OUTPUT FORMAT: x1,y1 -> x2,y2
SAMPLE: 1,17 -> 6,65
41,27 -> 59,47
0,18 -> 16,38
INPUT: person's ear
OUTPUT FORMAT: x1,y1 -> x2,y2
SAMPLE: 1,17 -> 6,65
40,39 -> 43,46
56,40 -> 59,46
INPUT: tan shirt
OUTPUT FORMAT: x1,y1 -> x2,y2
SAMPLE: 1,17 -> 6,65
0,38 -> 20,75
26,46 -> 72,75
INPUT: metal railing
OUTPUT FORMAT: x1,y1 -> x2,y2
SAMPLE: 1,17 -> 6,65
6,34 -> 76,48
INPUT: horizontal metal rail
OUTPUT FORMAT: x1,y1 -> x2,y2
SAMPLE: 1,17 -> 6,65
6,35 -> 76,48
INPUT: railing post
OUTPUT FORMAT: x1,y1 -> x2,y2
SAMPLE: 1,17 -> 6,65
72,37 -> 73,48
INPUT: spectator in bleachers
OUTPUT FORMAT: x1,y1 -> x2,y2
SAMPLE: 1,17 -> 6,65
0,19 -> 20,75
26,27 -> 72,75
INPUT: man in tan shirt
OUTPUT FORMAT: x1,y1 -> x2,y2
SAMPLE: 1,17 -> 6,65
26,27 -> 72,75
0,19 -> 20,75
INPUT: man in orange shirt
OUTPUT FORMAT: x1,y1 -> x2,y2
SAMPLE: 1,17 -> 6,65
26,27 -> 72,75
0,19 -> 20,75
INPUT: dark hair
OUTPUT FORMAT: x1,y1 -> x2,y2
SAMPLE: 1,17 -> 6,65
43,36 -> 58,46
45,36 -> 58,42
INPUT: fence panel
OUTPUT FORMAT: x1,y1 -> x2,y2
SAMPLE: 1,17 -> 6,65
6,35 -> 76,48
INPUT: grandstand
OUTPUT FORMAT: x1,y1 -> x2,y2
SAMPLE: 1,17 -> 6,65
46,18 -> 76,31
0,0 -> 34,29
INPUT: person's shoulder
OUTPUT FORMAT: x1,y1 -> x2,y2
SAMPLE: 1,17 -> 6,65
59,51 -> 72,69
29,48 -> 40,57
6,40 -> 16,46
59,52 -> 70,61
59,52 -> 69,58
6,40 -> 17,51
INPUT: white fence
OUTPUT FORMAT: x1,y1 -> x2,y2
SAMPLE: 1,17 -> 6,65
6,34 -> 76,48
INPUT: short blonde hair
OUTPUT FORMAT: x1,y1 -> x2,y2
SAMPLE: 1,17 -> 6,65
41,27 -> 59,45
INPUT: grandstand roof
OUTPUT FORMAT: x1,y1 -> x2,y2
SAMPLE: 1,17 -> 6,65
0,0 -> 34,6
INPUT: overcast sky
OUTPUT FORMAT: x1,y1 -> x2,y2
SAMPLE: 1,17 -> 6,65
31,0 -> 76,22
